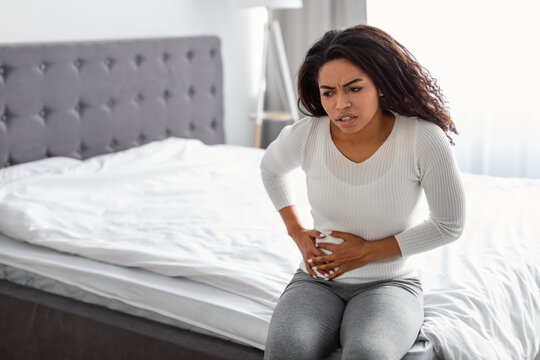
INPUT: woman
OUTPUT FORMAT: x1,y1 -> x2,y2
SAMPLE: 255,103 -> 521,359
260,25 -> 465,360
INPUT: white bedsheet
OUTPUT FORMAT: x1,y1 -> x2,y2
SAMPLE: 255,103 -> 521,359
0,139 -> 305,308
0,138 -> 539,359
414,174 -> 540,360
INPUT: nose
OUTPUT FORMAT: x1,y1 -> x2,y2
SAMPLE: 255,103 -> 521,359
335,92 -> 351,110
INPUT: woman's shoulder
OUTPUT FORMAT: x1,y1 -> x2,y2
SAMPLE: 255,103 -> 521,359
392,113 -> 451,160
279,115 -> 327,139
416,118 -> 449,146
404,117 -> 452,159
396,114 -> 447,141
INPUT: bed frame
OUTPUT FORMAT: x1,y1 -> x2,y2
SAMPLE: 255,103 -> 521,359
0,36 -> 263,359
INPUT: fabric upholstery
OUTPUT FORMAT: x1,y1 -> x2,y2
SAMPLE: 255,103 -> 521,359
0,36 -> 224,167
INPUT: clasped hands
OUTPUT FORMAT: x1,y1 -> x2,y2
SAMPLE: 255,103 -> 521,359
293,229 -> 383,281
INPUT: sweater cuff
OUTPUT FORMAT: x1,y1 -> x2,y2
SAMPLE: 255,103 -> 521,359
395,219 -> 450,257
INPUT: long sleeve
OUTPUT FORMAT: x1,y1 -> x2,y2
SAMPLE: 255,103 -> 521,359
260,117 -> 312,211
395,121 -> 466,257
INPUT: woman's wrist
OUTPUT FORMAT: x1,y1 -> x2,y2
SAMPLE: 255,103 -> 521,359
370,236 -> 402,262
278,205 -> 305,237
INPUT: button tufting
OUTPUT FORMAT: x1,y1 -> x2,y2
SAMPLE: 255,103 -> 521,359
189,122 -> 196,131
75,102 -> 85,114
104,58 -> 114,69
135,94 -> 144,103
110,138 -> 119,147
163,89 -> 171,100
39,109 -> 47,118
165,128 -> 172,136
162,52 -> 170,62
186,50 -> 194,61
139,133 -> 146,141
134,55 -> 144,66
210,85 -> 216,95
0,66 -> 4,75
209,48 -> 216,58
106,99 -> 115,109
4,161 -> 11,167
0,114 -> 7,122
211,118 -> 217,129
38,62 -> 47,71
74,59 -> 83,69
188,86 -> 196,98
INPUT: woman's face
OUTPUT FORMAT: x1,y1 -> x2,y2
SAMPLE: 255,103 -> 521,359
318,58 -> 383,135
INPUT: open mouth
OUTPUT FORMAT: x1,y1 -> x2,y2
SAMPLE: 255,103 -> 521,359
336,116 -> 357,122
335,115 -> 358,126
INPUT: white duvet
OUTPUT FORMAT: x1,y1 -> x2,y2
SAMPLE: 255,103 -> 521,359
0,138 -> 539,360
0,139 -> 306,308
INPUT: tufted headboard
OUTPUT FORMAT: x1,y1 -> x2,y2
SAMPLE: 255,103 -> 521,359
0,36 -> 224,168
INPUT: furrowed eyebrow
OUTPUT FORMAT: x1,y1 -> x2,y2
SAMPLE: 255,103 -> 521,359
319,78 -> 363,89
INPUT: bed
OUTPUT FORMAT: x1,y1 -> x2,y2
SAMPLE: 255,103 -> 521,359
0,36 -> 539,360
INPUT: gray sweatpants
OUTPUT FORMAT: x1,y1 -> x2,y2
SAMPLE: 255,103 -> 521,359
264,269 -> 424,360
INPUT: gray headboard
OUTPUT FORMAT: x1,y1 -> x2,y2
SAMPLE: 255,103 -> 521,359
0,36 -> 224,168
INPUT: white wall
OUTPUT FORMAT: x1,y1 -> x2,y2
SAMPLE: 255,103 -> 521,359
0,0 -> 266,146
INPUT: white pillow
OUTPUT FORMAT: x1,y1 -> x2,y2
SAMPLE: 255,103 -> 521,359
0,157 -> 81,186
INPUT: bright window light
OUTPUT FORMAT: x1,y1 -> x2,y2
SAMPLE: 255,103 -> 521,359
367,0 -> 540,178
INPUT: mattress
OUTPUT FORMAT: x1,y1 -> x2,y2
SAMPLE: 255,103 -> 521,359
0,234 -> 437,359
0,233 -> 271,349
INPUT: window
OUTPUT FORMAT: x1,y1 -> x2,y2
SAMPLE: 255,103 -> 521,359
368,0 -> 540,178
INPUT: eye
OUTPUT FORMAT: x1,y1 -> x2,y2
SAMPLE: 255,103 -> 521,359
349,87 -> 363,92
321,91 -> 333,97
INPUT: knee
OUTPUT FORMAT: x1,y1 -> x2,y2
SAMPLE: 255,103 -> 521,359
341,340 -> 397,360
264,328 -> 325,360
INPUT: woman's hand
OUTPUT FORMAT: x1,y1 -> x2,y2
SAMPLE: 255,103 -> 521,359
311,231 -> 402,280
290,229 -> 327,278
277,205 -> 338,278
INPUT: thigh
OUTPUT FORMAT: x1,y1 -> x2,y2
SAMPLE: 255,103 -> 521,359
264,270 -> 345,360
340,278 -> 424,360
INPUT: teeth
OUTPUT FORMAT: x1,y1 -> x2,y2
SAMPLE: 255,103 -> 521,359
339,116 -> 353,121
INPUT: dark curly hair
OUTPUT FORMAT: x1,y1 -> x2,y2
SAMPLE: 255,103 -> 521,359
298,25 -> 457,143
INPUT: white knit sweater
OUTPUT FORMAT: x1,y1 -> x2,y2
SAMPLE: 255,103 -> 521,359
260,113 -> 465,283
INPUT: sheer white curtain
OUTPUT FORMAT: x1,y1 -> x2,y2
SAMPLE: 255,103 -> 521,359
367,0 -> 540,178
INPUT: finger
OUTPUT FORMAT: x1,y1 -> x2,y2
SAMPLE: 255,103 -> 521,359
308,256 -> 328,270
309,230 -> 326,239
307,245 -> 327,258
317,262 -> 339,272
307,240 -> 328,256
316,243 -> 337,252
324,266 -> 343,281
304,260 -> 318,278
309,231 -> 326,248
310,264 -> 329,278
313,255 -> 334,263
308,255 -> 328,268
309,260 -> 331,278
329,231 -> 347,239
